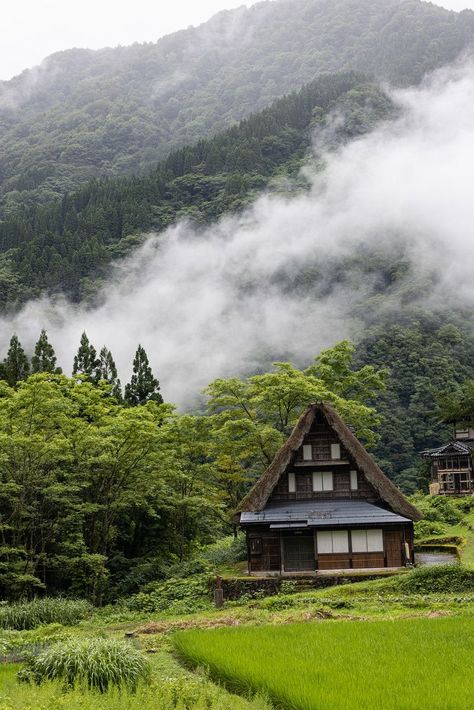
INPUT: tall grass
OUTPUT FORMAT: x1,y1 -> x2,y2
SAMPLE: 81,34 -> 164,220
18,637 -> 150,693
174,617 -> 474,710
0,598 -> 92,630
0,662 -> 270,709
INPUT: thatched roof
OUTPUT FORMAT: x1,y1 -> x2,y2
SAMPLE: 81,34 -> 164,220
236,402 -> 422,522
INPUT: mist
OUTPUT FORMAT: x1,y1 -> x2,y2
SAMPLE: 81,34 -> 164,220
2,58 -> 474,407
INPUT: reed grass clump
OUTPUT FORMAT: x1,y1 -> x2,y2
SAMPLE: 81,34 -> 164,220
0,598 -> 92,630
18,637 -> 151,693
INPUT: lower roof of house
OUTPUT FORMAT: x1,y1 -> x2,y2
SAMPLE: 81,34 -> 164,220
240,500 -> 411,528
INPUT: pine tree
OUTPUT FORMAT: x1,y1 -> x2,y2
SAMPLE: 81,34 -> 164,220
73,332 -> 99,380
124,345 -> 163,406
0,334 -> 30,386
31,329 -> 62,374
97,346 -> 121,398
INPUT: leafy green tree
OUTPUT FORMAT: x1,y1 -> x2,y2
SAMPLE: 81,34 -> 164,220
0,334 -> 30,386
158,414 -> 224,560
72,332 -> 99,380
437,379 -> 474,426
125,345 -> 163,406
307,340 -> 387,402
97,346 -> 121,398
31,329 -> 62,374
0,373 -> 174,601
204,342 -> 386,507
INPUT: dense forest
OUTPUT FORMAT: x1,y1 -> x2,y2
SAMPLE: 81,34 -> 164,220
0,339 -> 385,600
1,0 -> 473,211
0,327 -> 471,600
0,72 -> 393,305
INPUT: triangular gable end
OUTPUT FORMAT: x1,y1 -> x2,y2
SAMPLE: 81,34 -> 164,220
236,402 -> 422,521
422,441 -> 472,457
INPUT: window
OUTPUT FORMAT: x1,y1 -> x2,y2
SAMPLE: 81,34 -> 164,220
312,471 -> 333,491
288,472 -> 296,493
351,529 -> 383,553
350,470 -> 358,490
317,530 -> 349,554
302,444 -> 312,461
249,537 -> 263,555
331,443 -> 341,459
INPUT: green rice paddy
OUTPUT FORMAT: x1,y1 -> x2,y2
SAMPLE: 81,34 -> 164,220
174,616 -> 474,710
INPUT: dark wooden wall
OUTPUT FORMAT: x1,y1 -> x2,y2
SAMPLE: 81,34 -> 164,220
269,468 -> 378,503
247,525 -> 412,573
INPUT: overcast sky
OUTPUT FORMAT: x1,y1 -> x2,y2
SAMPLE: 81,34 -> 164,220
1,0 -> 472,82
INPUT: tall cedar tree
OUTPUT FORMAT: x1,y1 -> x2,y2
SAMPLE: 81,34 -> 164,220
0,335 -> 30,386
97,346 -> 121,398
125,345 -> 163,405
73,332 -> 99,379
31,329 -> 62,373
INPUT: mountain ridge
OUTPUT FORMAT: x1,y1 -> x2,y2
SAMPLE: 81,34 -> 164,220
1,0 -> 473,212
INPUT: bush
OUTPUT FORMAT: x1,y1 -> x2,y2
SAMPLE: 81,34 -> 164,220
396,565 -> 474,594
0,623 -> 69,662
0,598 -> 92,630
201,536 -> 247,567
125,573 -> 212,615
411,496 -> 464,526
18,637 -> 150,693
415,520 -> 448,538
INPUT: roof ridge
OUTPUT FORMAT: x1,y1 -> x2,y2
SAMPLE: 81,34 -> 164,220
236,402 -> 422,521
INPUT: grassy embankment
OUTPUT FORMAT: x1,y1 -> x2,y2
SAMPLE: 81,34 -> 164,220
447,509 -> 474,566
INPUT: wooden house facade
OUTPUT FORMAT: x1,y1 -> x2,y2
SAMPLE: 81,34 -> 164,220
235,403 -> 422,575
422,428 -> 474,496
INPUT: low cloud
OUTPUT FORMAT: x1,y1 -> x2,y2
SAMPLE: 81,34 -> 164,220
2,58 -> 474,406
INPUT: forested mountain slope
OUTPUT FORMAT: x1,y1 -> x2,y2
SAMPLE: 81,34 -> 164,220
0,64 -> 472,491
0,73 -> 393,306
1,0 -> 473,211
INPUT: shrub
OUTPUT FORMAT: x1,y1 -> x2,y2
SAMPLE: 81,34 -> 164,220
396,565 -> 474,594
0,623 -> 69,662
18,637 -> 150,693
0,598 -> 92,630
279,580 -> 298,595
415,520 -> 448,538
412,496 -> 464,526
125,573 -> 212,615
201,536 -> 247,567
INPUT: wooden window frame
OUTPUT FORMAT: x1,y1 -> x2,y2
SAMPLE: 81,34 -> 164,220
316,530 -> 349,554
249,537 -> 263,555
302,444 -> 312,461
331,443 -> 341,460
351,529 -> 384,553
312,471 -> 334,492
350,469 -> 358,490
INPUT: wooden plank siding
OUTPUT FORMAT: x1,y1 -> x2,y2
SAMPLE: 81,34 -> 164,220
248,532 -> 281,573
384,529 -> 403,567
248,526 -> 410,574
269,468 -> 378,503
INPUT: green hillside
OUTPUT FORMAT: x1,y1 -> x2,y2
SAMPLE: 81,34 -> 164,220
0,72 -> 392,306
0,70 -> 472,490
1,0 -> 473,211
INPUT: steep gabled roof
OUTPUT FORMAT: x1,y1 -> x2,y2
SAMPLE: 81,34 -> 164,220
236,402 -> 422,522
422,440 -> 474,457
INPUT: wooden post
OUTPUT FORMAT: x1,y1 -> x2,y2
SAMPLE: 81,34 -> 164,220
214,575 -> 224,608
